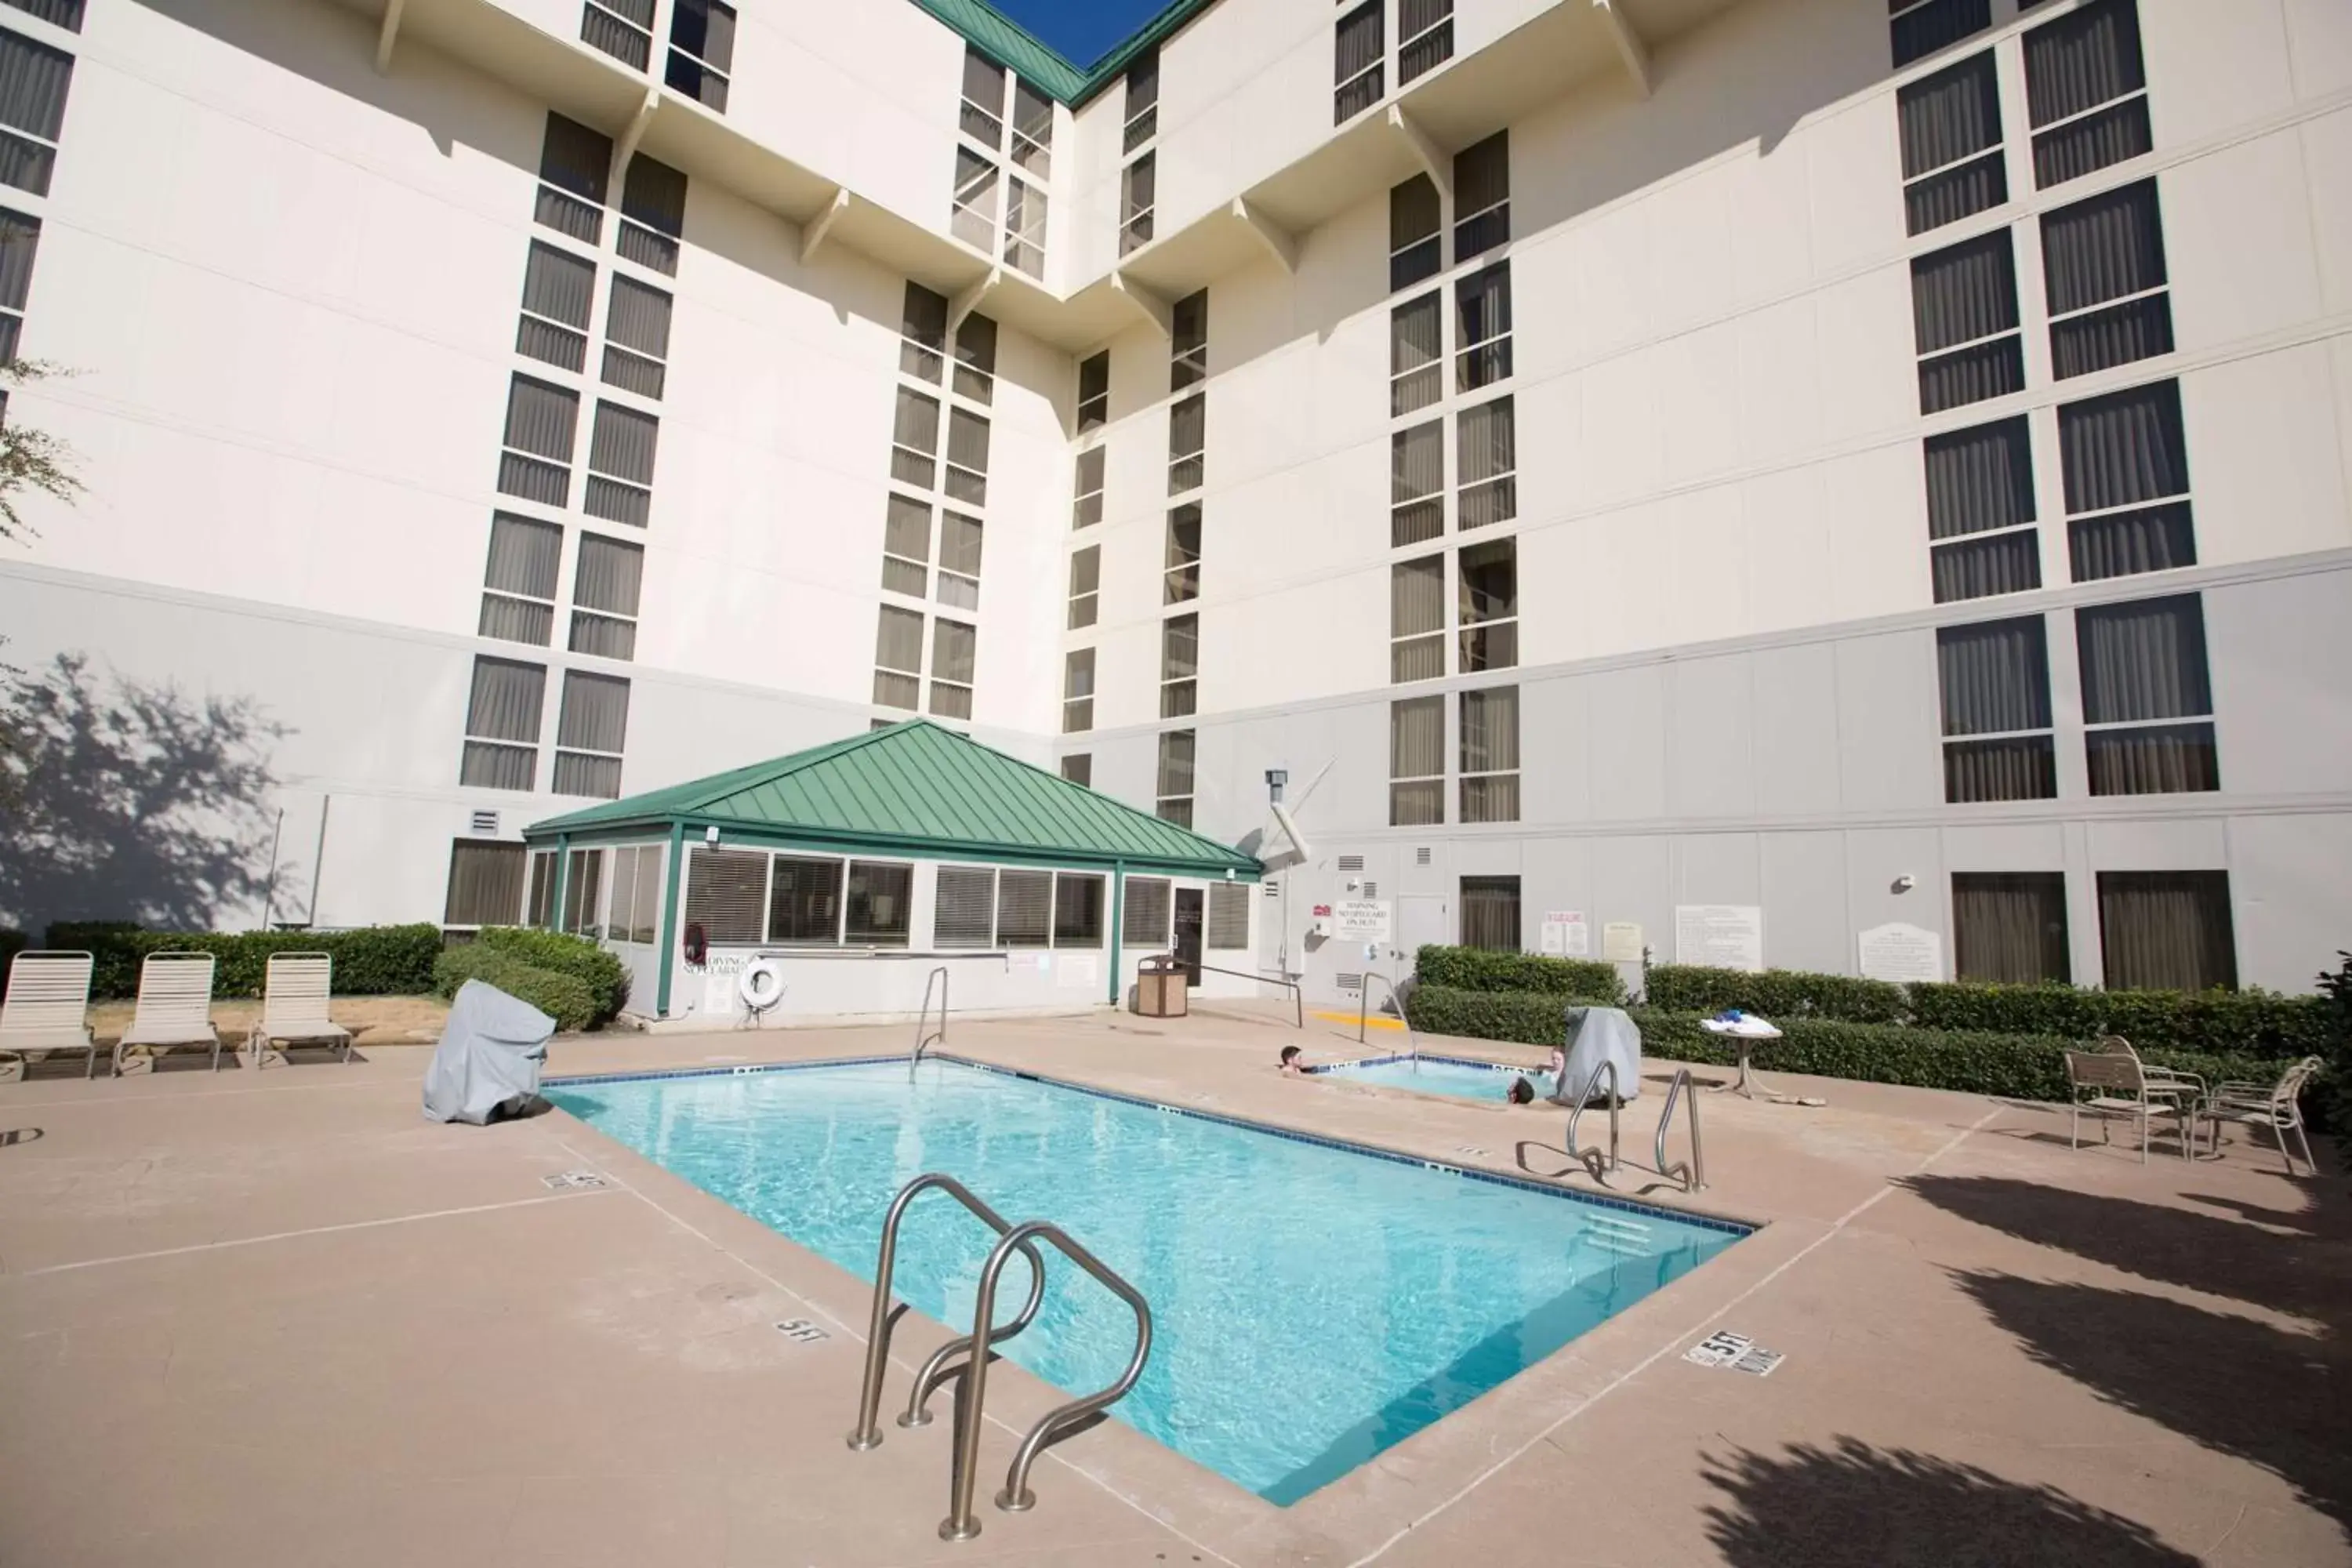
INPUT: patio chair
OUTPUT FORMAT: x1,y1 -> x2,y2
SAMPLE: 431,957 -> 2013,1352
113,952 -> 225,1075
247,953 -> 354,1069
2063,1036 -> 2201,1164
2196,1055 -> 2322,1177
0,950 -> 99,1081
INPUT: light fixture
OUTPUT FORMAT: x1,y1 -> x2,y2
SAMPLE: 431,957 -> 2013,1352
1265,768 -> 1288,803
705,825 -> 721,845
1892,873 -> 1915,893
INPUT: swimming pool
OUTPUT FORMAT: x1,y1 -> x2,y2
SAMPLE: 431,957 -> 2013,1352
1314,1051 -> 1563,1103
548,1058 -> 1744,1504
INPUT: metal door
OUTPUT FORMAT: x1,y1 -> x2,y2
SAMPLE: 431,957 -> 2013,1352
1173,889 -> 1205,985
1393,895 -> 1449,975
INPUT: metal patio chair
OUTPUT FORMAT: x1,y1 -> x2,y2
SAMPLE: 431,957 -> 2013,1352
113,952 -> 224,1074
0,950 -> 99,1081
2063,1036 -> 2201,1164
2196,1055 -> 2322,1177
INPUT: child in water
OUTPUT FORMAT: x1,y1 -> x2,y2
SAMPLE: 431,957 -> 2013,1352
1279,1045 -> 1308,1075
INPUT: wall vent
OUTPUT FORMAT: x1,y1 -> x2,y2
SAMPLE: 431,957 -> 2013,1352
1362,880 -> 1379,898
1262,882 -> 1280,899
1336,971 -> 1363,992
1338,854 -> 1364,873
470,810 -> 500,835
1415,846 -> 1432,866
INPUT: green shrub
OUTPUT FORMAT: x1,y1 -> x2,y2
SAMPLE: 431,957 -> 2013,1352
432,946 -> 596,1033
0,930 -> 27,975
1413,946 -> 1624,1004
1404,983 -> 1575,1047
1906,981 -> 2329,1058
476,926 -> 629,1022
1643,964 -> 1911,1024
2317,952 -> 2350,1155
49,924 -> 443,1000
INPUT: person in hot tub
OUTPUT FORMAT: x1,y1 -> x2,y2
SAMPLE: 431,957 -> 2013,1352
1279,1045 -> 1308,1075
1507,1076 -> 1539,1105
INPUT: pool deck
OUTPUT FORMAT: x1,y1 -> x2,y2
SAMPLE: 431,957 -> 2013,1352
2,1006 -> 2346,1567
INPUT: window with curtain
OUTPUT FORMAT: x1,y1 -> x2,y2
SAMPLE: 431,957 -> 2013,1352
1911,229 -> 2024,414
561,848 -> 604,935
1453,132 -> 1509,260
1889,0 -> 1989,70
1060,754 -> 1091,786
1399,0 -> 1454,85
1166,503 -> 1202,604
1171,289 -> 1209,392
1156,730 -> 1195,828
873,604 -> 924,710
1455,265 -> 1512,392
938,511 -> 982,611
1460,875 -> 1522,951
1167,393 -> 1205,495
1207,883 -> 1250,949
1457,397 -> 1516,529
665,0 -> 733,111
1122,152 -> 1156,255
0,204 -> 36,364
570,533 -> 644,659
1161,613 -> 1198,719
959,45 -> 1004,147
1077,352 -> 1109,431
2024,0 -> 2150,189
901,283 -> 948,383
1391,175 -> 1441,292
1073,445 -> 1105,528
944,408 -> 990,506
1392,293 -> 1443,416
1003,178 -> 1047,277
2098,869 -> 2234,991
498,375 -> 578,508
1334,0 -> 1382,124
553,670 -> 628,797
1392,420 -> 1444,546
954,314 -> 996,404
0,27 -> 66,197
1459,685 -> 1519,822
517,241 -> 593,372
461,655 -> 545,790
1390,695 -> 1444,826
583,0 -> 653,70
1124,876 -> 1173,946
603,276 -> 673,399
618,154 -> 687,275
891,388 -> 940,489
1062,648 -> 1094,733
930,618 -> 976,719
4,0 -> 83,31
685,846 -> 766,945
950,146 -> 998,251
1898,52 -> 2005,236
1054,873 -> 1106,947
845,861 -> 913,946
536,113 -> 611,245
2042,179 -> 2171,379
768,855 -> 844,944
480,513 -> 562,646
622,844 -> 663,942
2078,593 -> 2216,795
1952,871 -> 2070,983
997,869 -> 1053,947
883,493 -> 931,599
1936,617 -> 2056,802
1926,416 -> 2038,604
527,849 -> 556,927
2058,379 -> 2194,583
1392,556 -> 1444,682
585,401 -> 659,526
444,841 -> 527,927
935,866 -> 997,948
1123,47 -> 1159,151
1457,539 -> 1517,673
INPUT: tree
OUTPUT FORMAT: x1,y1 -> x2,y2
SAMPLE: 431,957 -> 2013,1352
0,358 -> 83,543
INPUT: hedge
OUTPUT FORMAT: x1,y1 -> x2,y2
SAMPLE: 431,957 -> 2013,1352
1904,982 -> 2329,1058
432,946 -> 597,1033
1413,945 -> 1623,1004
38,923 -> 442,1001
1644,964 -> 1908,1025
475,927 -> 629,1024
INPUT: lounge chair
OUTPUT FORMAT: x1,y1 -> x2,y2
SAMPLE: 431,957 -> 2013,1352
2196,1055 -> 2321,1176
248,953 -> 354,1069
114,952 -> 224,1074
2063,1036 -> 2201,1164
0,950 -> 98,1080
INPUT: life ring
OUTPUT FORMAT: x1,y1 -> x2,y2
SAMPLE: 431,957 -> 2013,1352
739,959 -> 786,1014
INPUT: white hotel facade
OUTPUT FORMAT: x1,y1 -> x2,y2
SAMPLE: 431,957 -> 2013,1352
1,0 -> 2348,1004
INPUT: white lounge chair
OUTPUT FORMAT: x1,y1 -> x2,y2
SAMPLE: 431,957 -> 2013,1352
0,950 -> 98,1080
114,952 -> 224,1075
2063,1036 -> 2201,1163
2196,1055 -> 2322,1176
247,953 -> 354,1069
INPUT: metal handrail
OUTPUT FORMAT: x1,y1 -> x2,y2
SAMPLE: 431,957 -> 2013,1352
1356,971 -> 1417,1071
1563,1058 -> 1621,1182
942,1220 -> 1153,1541
845,1174 -> 1047,1453
1179,958 -> 1305,1029
911,965 -> 949,1079
1655,1067 -> 1708,1192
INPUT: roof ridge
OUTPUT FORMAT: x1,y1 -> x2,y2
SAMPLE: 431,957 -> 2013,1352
907,0 -> 1218,107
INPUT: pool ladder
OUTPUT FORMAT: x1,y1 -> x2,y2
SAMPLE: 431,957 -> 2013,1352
845,1172 -> 1154,1543
909,966 -> 949,1080
1557,1062 -> 1707,1194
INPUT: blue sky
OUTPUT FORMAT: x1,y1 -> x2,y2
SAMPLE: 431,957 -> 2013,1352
991,0 -> 1167,68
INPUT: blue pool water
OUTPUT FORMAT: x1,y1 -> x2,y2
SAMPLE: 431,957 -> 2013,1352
1316,1053 -> 1558,1103
548,1059 -> 1743,1504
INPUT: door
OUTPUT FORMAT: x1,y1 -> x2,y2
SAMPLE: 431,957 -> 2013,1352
1394,895 -> 1449,976
1173,888 -> 1205,985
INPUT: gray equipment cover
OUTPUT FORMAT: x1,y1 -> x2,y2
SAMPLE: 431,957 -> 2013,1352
1555,1004 -> 1642,1103
422,979 -> 554,1125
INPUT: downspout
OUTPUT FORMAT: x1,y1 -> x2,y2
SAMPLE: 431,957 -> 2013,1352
655,819 -> 686,1018
1107,859 -> 1124,1007
550,833 -> 571,931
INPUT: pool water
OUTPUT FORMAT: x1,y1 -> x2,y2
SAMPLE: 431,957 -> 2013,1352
549,1060 -> 1743,1504
1315,1053 -> 1564,1103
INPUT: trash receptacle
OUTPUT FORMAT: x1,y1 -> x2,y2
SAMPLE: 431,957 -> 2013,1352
1136,954 -> 1189,1018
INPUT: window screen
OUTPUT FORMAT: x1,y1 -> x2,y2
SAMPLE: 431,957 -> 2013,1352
2024,0 -> 2151,188
0,28 -> 68,197
686,847 -> 767,945
1953,871 -> 2070,984
2098,869 -> 2234,992
1898,53 -> 2005,235
1890,0 -> 1990,71
1455,265 -> 1512,391
997,868 -> 1052,947
1207,883 -> 1250,949
1171,289 -> 1208,391
1912,230 -> 2023,414
481,514 -> 562,646
1399,0 -> 1454,85
1077,352 -> 1109,432
537,113 -> 612,242
1457,397 -> 1516,529
846,861 -> 912,946
518,242 -> 594,372
1060,754 -> 1091,787
1334,0 -> 1382,125
1460,875 -> 1521,952
461,655 -> 543,790
1123,876 -> 1171,946
1073,445 -> 1105,528
1054,873 -> 1105,947
1063,648 -> 1094,732
1936,618 -> 2056,802
619,154 -> 688,274
499,375 -> 578,506
1391,695 -> 1443,826
1165,504 -> 1201,604
1124,47 -> 1159,151
1457,538 -> 1517,673
1391,175 -> 1441,292
1459,685 -> 1519,823
2060,380 -> 2195,583
570,533 -> 644,659
945,408 -> 990,506
935,866 -> 996,948
901,282 -> 947,381
1392,421 -> 1443,546
1392,292 -> 1442,416
764,855 -> 842,944
2077,593 -> 2216,795
1926,417 -> 2038,604
1161,613 -> 1198,719
445,841 -> 527,927
1392,556 -> 1444,683
1453,132 -> 1509,260
1167,394 -> 1205,495
604,276 -> 673,397
2042,180 -> 2170,379
955,313 -> 997,403
1122,152 -> 1156,254
561,848 -> 603,936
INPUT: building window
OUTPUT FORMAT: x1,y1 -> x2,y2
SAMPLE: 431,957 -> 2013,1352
944,407 -> 990,506
1952,871 -> 2069,984
584,401 -> 658,527
2078,593 -> 2217,796
581,0 -> 652,71
960,46 -> 1005,147
935,866 -> 997,948
4,0 -> 83,31
929,618 -> 976,719
527,849 -> 557,927
846,861 -> 913,946
0,25 -> 67,198
1123,46 -> 1159,152
1897,52 -> 2005,237
1457,539 -> 1516,673
445,841 -> 527,927
2098,869 -> 2234,992
901,284 -> 947,383
1156,730 -> 1195,828
1065,544 -> 1100,630
684,846 -> 767,945
1334,0 -> 1382,125
0,205 -> 36,365
768,855 -> 844,944
1392,419 -> 1443,546
1460,875 -> 1521,950
1062,647 -> 1094,733
1454,264 -> 1512,391
1167,393 -> 1205,495
1889,0 -> 1989,71
603,276 -> 672,399
996,869 -> 1052,947
1391,175 -> 1441,292
1077,351 -> 1109,432
1936,616 -> 2056,802
517,241 -> 594,373
618,154 -> 687,276
1398,0 -> 1454,85
1011,77 -> 1053,176
1926,416 -> 2038,604
953,312 -> 997,405
1073,445 -> 1105,528
1459,685 -> 1519,822
1004,177 -> 1047,277
1911,229 -> 2023,415
2042,179 -> 2170,380
883,493 -> 931,598
461,655 -> 545,791
604,844 -> 663,942
1171,289 -> 1209,391
1165,503 -> 1201,604
1054,873 -> 1106,947
952,146 -> 1000,251
498,374 -> 579,508
891,387 -> 940,488
1453,132 -> 1509,261
2024,0 -> 2150,189
536,114 -> 611,245
1457,397 -> 1516,528
1124,875 -> 1171,946
480,514 -> 561,646
1390,695 -> 1443,825
1060,754 -> 1092,787
1392,292 -> 1442,416
570,533 -> 644,659
560,848 -> 604,935
874,604 -> 924,710
553,670 -> 628,797
1392,556 -> 1444,682
938,510 -> 982,611
1122,152 -> 1156,255
1161,612 -> 1198,718
666,0 -> 734,111
2059,379 -> 2194,583
1208,883 -> 1250,949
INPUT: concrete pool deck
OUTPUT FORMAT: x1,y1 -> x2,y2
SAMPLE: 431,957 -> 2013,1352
2,1006 -> 2345,1567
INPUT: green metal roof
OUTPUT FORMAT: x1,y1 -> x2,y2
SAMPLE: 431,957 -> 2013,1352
909,0 -> 1218,107
526,719 -> 1260,877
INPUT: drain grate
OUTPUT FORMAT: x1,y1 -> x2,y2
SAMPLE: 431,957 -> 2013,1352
542,1170 -> 608,1191
1684,1330 -> 1785,1377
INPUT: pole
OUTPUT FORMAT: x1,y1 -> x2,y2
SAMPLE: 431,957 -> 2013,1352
305,795 -> 331,926
1106,860 -> 1124,1006
260,807 -> 285,930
